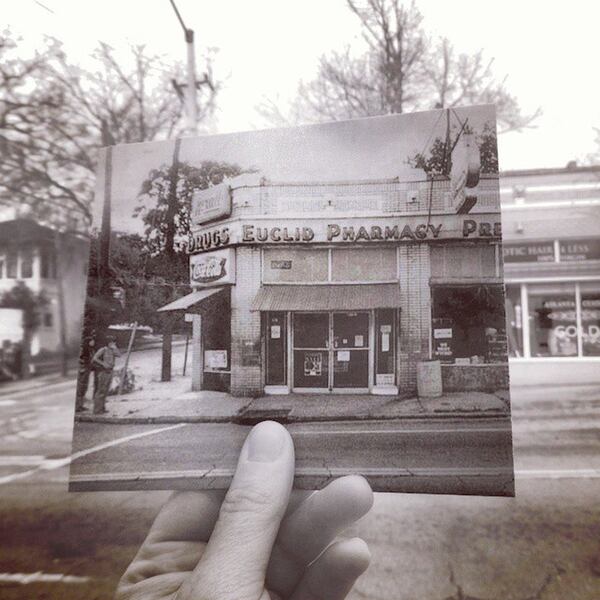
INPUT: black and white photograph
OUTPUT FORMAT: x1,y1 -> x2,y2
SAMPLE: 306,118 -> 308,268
2,1 -> 600,598
69,104 -> 515,495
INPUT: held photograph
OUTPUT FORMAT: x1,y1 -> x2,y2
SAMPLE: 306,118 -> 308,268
69,104 -> 514,495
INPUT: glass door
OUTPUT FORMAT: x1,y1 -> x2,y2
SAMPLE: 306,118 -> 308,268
332,312 -> 369,389
293,313 -> 330,389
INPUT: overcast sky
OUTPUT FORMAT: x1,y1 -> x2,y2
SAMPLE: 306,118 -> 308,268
6,0 -> 600,171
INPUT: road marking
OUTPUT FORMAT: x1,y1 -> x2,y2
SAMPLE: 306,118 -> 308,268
0,423 -> 188,486
0,455 -> 46,466
0,400 -> 16,406
0,572 -> 90,584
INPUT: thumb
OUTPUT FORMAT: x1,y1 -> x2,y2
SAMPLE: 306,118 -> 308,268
178,421 -> 295,600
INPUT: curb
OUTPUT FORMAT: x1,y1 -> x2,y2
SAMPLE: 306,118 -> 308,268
75,409 -> 510,425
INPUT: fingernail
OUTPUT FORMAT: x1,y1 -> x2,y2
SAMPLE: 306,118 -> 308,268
247,421 -> 286,462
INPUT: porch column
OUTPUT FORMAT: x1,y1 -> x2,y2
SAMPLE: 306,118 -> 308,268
191,314 -> 203,391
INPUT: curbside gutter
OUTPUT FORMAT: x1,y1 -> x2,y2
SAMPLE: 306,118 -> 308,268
74,409 -> 510,426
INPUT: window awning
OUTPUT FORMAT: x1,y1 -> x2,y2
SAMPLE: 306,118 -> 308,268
251,284 -> 401,312
157,287 -> 225,312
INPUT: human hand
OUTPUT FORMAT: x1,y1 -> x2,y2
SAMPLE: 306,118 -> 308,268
116,420 -> 373,600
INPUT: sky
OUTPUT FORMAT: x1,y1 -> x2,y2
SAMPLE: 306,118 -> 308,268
5,0 -> 600,172
95,105 -> 494,233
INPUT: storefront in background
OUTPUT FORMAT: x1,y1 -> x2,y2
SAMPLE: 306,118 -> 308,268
501,164 -> 600,384
158,168 -> 508,397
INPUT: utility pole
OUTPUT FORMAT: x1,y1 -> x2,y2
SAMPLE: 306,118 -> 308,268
169,0 -> 198,136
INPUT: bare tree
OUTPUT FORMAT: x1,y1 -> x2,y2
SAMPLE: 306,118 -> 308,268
0,31 -> 219,229
259,0 -> 540,133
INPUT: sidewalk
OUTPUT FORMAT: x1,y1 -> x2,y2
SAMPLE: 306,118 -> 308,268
75,375 -> 510,424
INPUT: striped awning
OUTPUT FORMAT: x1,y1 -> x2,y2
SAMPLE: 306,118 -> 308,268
251,284 -> 401,311
157,287 -> 225,312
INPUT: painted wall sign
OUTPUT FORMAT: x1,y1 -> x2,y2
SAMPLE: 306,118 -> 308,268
191,183 -> 232,225
188,214 -> 502,253
189,248 -> 235,287
503,242 -> 555,263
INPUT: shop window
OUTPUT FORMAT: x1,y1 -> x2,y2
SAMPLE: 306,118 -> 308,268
20,249 -> 33,278
505,285 -> 524,357
580,282 -> 600,357
528,283 -> 577,357
431,285 -> 507,364
7,252 -> 18,278
331,248 -> 397,282
263,248 -> 328,283
44,313 -> 53,327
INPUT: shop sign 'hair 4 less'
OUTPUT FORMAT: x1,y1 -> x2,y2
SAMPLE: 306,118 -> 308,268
70,105 -> 515,496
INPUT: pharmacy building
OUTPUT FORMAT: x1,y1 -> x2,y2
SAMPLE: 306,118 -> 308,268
160,168 -> 507,397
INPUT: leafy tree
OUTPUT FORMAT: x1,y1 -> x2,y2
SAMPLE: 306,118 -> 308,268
260,0 -> 540,133
409,121 -> 498,176
0,30 -> 218,229
0,281 -> 48,377
134,160 -> 243,258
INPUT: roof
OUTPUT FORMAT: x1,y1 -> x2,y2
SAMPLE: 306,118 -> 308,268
0,219 -> 55,244
0,218 -> 87,246
251,284 -> 401,312
500,164 -> 600,178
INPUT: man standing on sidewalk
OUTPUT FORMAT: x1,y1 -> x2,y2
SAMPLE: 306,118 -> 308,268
91,336 -> 120,414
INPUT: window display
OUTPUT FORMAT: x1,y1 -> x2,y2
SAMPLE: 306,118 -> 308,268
580,283 -> 600,357
528,283 -> 577,357
431,285 -> 506,364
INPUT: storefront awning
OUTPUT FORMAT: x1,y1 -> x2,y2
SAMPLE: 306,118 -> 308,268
251,284 -> 401,311
157,287 -> 225,312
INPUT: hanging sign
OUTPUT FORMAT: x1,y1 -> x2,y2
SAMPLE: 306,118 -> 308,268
450,133 -> 481,214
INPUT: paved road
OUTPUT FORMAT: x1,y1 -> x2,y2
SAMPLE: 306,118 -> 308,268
68,417 -> 514,494
1,378 -> 599,599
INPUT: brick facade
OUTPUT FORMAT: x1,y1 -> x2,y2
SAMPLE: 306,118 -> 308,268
191,173 -> 503,396
398,244 -> 431,394
230,246 -> 263,396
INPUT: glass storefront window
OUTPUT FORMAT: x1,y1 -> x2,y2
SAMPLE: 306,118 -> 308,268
580,282 -> 600,357
431,285 -> 506,363
505,285 -> 524,358
528,283 -> 577,357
